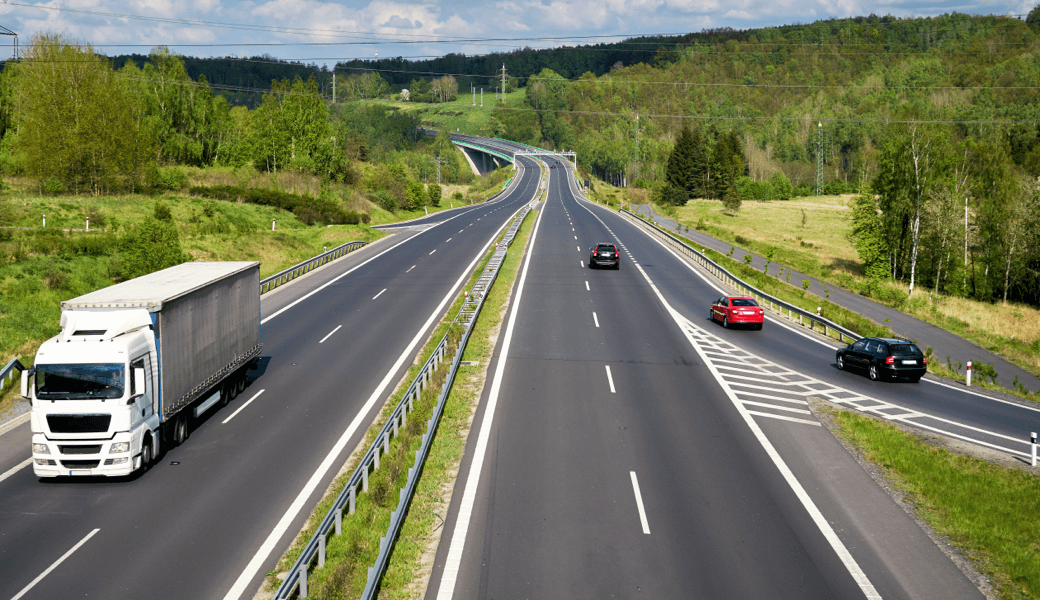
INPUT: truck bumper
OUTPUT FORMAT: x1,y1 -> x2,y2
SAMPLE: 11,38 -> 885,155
32,433 -> 137,478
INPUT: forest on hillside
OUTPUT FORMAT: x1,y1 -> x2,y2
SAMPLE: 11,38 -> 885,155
1,10 -> 1040,307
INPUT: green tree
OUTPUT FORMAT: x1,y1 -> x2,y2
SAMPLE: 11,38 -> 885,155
848,192 -> 890,279
13,33 -> 154,193
1027,4 -> 1040,32
770,172 -> 793,200
427,183 -> 442,207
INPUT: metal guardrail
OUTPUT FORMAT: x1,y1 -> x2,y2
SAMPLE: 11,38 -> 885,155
274,203 -> 534,600
259,241 -> 368,295
0,357 -> 25,392
617,208 -> 862,343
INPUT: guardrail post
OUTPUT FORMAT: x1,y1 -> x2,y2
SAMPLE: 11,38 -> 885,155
363,463 -> 369,491
374,445 -> 380,471
299,565 -> 308,597
382,432 -> 390,456
393,413 -> 399,439
336,507 -> 343,533
349,486 -> 356,514
318,534 -> 326,567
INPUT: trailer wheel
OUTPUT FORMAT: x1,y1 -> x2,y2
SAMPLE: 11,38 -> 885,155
236,372 -> 246,394
228,378 -> 239,401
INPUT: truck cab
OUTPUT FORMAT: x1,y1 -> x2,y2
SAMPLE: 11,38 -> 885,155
25,309 -> 160,477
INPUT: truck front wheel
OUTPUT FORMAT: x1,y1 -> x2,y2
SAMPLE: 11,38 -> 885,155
140,439 -> 153,473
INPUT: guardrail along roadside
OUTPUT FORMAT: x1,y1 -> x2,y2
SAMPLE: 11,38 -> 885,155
272,203 -> 534,600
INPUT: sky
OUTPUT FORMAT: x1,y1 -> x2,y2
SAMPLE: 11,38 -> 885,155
0,0 -> 1035,68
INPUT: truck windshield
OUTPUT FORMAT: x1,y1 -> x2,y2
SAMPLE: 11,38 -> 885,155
35,364 -> 125,400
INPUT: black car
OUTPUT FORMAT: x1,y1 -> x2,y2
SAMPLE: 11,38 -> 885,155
588,243 -> 619,269
836,337 -> 927,382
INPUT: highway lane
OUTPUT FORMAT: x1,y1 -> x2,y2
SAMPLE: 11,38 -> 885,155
577,198 -> 1040,459
427,157 -> 982,599
0,156 -> 541,600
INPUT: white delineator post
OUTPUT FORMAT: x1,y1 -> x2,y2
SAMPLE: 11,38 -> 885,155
966,361 -> 972,387
1031,432 -> 1037,467
272,218 -> 276,231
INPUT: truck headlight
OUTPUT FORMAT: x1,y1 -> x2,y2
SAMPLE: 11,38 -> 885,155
109,442 -> 130,454
32,443 -> 50,454
111,457 -> 129,465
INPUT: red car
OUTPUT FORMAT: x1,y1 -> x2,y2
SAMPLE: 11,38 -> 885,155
710,296 -> 764,329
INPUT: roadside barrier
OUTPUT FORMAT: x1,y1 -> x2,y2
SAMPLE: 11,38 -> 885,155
259,241 -> 368,295
0,358 -> 25,392
273,202 -> 534,600
617,208 -> 862,344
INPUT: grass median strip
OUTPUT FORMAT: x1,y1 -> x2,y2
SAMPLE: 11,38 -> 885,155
259,207 -> 537,600
823,405 -> 1040,600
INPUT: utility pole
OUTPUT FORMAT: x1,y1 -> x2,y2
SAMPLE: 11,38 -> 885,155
480,88 -> 483,107
815,122 -> 823,196
501,63 -> 507,100
1,25 -> 18,60
332,71 -> 336,104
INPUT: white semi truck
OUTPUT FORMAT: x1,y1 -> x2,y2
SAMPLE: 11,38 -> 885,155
22,261 -> 262,477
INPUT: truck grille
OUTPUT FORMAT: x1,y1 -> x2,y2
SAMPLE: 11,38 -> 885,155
60,460 -> 100,469
47,415 -> 111,433
59,445 -> 102,455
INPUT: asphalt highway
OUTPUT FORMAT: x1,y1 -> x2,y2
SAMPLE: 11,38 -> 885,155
426,154 -> 985,600
0,157 -> 540,600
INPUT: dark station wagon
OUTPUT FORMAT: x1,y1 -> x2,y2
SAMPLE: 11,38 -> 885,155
836,337 -> 927,382
588,243 -> 619,270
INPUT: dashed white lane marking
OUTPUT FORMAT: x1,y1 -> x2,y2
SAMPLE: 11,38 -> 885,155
0,458 -> 31,484
407,265 -> 416,272
222,390 -> 266,424
576,245 -> 580,252
319,325 -> 342,343
574,235 -> 577,240
629,472 -> 651,534
605,365 -> 616,393
580,261 -> 583,268
459,229 -> 464,233
373,288 -> 387,299
429,249 -> 436,255
446,237 -> 452,242
11,528 -> 100,600
585,281 -> 590,291
593,312 -> 600,328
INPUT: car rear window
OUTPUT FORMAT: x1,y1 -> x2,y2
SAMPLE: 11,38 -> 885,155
889,344 -> 919,354
597,245 -> 615,252
731,299 -> 758,307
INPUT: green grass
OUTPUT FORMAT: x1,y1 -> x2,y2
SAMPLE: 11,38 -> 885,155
262,208 -> 537,599
359,89 -> 528,136
831,409 -> 1040,599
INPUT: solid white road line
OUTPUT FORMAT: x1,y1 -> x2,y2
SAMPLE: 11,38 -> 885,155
373,288 -> 387,300
319,326 -> 342,344
629,472 -> 651,534
593,312 -> 600,328
261,230 -> 422,325
605,365 -> 616,393
224,206 -> 526,600
222,390 -> 266,424
11,529 -> 100,600
407,265 -> 416,273
0,412 -> 29,437
585,281 -> 590,291
0,458 -> 31,484
436,204 -> 546,600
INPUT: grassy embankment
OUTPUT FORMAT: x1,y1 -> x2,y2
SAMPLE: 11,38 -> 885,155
827,407 -> 1040,599
261,208 -> 537,599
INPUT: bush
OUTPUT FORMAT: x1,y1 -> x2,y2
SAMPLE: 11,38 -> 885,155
154,201 -> 173,222
189,185 -> 348,225
371,190 -> 397,211
116,217 -> 190,280
972,361 -> 998,385
427,183 -> 442,207
150,167 -> 189,192
793,183 -> 813,197
770,172 -> 793,200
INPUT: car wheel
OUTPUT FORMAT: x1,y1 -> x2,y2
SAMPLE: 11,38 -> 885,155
615,263 -> 620,270
868,364 -> 880,381
837,354 -> 845,370
709,309 -> 716,323
723,316 -> 729,329
909,375 -> 922,383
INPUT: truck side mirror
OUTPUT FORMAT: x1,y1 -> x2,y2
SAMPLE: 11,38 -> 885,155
132,367 -> 146,399
21,369 -> 29,399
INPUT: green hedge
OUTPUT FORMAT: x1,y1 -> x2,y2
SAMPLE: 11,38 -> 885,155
189,185 -> 368,225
